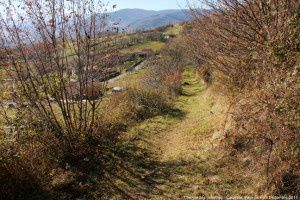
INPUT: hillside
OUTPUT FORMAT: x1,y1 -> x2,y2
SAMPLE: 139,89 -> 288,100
99,68 -> 241,199
0,0 -> 299,199
108,9 -> 190,30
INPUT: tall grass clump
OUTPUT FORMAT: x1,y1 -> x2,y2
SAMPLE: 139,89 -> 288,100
125,87 -> 174,121
95,86 -> 174,138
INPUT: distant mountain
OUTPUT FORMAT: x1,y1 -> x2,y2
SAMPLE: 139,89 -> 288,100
108,9 -> 191,30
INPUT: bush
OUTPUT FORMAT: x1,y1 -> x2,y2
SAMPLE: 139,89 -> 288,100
125,87 -> 173,121
143,38 -> 186,95
96,86 -> 173,134
186,0 -> 300,194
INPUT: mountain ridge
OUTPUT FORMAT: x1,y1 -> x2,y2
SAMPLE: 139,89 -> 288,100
108,8 -> 191,30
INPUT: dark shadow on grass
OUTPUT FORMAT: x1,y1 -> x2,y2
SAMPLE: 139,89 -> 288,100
0,170 -> 52,200
57,136 -> 207,200
86,139 -> 210,199
51,108 -> 189,199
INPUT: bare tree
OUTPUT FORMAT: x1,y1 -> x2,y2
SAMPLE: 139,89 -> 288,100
0,0 -> 114,154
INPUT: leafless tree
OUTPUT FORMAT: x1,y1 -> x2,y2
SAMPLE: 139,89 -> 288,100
0,0 -> 114,153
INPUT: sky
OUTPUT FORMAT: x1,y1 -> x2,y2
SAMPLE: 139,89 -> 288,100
0,0 -> 194,16
107,0 -> 189,11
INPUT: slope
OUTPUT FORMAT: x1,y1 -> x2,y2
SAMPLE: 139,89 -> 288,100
94,67 -> 251,199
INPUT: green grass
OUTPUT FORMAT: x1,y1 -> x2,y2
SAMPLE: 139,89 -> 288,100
109,67 -> 206,196
120,41 -> 165,54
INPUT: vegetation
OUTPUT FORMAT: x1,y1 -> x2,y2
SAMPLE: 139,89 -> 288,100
184,0 -> 300,195
0,0 -> 299,199
120,41 -> 165,53
163,24 -> 183,36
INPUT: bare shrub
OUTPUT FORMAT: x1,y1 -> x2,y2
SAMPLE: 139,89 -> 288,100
187,0 -> 299,90
0,0 -> 114,159
143,38 -> 186,95
0,0 -> 119,198
187,0 -> 300,194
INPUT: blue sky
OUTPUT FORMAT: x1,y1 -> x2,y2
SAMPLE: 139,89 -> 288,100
1,0 -> 191,15
107,0 -> 189,11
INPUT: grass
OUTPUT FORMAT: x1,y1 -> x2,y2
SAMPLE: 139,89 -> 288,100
98,66 -> 250,199
0,65 -> 252,199
164,24 -> 183,36
120,41 -> 165,54
108,68 -> 147,88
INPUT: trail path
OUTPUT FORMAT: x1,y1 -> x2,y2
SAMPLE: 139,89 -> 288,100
98,70 -> 247,199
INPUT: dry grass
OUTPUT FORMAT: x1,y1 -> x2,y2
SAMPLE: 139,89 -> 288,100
184,0 -> 300,194
98,67 -> 253,199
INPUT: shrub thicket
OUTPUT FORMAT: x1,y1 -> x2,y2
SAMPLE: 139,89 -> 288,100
185,0 -> 300,194
143,38 -> 186,95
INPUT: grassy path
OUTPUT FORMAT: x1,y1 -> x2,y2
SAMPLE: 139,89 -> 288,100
95,68 -> 248,199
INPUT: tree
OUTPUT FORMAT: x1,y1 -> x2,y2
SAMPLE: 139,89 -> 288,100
0,0 -> 113,157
